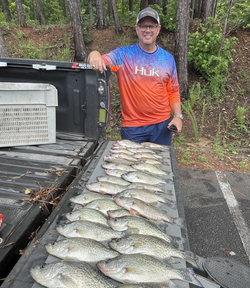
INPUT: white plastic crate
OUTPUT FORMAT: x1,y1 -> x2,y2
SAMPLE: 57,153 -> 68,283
0,82 -> 58,148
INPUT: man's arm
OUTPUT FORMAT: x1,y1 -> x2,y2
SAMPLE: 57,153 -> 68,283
87,50 -> 107,73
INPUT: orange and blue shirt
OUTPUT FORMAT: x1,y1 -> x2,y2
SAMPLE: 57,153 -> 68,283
102,44 -> 180,127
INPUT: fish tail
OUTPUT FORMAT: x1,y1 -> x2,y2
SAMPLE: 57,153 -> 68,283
181,268 -> 204,287
171,236 -> 186,250
165,199 -> 177,210
168,281 -> 179,288
184,251 -> 201,269
172,217 -> 186,228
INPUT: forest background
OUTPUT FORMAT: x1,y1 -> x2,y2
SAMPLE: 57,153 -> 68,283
0,0 -> 249,173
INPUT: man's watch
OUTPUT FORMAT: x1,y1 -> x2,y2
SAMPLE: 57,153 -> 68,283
174,114 -> 183,120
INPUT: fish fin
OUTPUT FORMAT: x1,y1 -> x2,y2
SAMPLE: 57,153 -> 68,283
184,251 -> 201,269
76,228 -> 84,234
58,274 -> 77,288
125,228 -> 140,235
172,217 -> 186,228
99,190 -> 107,194
126,267 -> 141,275
129,208 -> 138,216
181,268 -> 204,287
133,241 -> 143,248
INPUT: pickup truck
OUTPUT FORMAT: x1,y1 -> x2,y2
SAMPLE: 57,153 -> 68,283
0,57 -> 220,288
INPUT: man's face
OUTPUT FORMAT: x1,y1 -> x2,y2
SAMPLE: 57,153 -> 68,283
135,17 -> 161,47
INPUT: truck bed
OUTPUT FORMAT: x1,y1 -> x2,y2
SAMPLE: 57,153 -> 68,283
0,134 -> 97,282
1,140 -> 196,288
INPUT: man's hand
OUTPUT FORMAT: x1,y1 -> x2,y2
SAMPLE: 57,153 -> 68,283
168,116 -> 182,133
87,51 -> 107,73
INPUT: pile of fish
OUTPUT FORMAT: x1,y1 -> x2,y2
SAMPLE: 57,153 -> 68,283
30,140 -> 203,288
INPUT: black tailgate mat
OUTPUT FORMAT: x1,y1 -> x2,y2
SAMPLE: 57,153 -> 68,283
2,141 -> 199,288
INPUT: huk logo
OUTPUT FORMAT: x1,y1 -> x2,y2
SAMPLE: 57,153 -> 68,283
135,66 -> 160,77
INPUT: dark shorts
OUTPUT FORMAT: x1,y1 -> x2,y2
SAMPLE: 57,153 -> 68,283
120,118 -> 172,146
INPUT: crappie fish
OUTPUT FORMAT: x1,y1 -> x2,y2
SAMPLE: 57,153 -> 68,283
105,168 -> 127,178
122,171 -> 166,185
97,254 -> 202,286
139,158 -> 162,165
45,237 -> 119,262
116,284 -> 174,288
110,148 -> 134,155
132,163 -> 169,176
107,216 -> 174,244
116,139 -> 144,148
70,191 -> 111,205
127,148 -> 158,154
114,196 -> 185,228
142,142 -> 168,151
107,209 -> 131,218
84,199 -> 122,215
102,162 -> 136,172
65,207 -> 108,226
116,189 -> 168,206
109,234 -> 199,268
97,175 -> 130,186
86,181 -> 126,195
110,153 -> 138,162
127,183 -> 171,195
30,260 -> 115,288
56,220 -> 124,241
133,153 -> 162,160
104,155 -> 136,165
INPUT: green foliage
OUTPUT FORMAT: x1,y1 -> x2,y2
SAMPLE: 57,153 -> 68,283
235,106 -> 248,131
151,1 -> 177,32
54,33 -> 72,61
188,18 -> 237,100
216,0 -> 250,30
182,82 -> 206,142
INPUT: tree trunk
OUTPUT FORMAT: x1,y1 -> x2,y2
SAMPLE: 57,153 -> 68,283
0,28 -> 8,57
218,0 -> 233,57
162,0 -> 168,15
87,0 -> 94,25
148,0 -> 160,5
174,0 -> 190,100
95,0 -> 108,29
140,0 -> 148,10
107,0 -> 113,20
34,0 -> 44,24
192,0 -> 202,19
63,0 -> 69,17
68,0 -> 86,62
1,0 -> 11,22
15,0 -> 26,27
213,0 -> 218,18
129,0 -> 133,12
201,0 -> 213,23
110,0 -> 123,35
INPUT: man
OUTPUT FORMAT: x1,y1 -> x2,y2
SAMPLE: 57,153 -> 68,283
88,7 -> 182,145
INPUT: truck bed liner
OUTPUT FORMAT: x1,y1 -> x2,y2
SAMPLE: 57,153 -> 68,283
0,135 -> 97,282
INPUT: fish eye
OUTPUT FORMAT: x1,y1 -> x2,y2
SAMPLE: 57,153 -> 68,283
105,259 -> 112,263
41,264 -> 47,269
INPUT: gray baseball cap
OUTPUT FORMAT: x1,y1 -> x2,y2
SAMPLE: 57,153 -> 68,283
136,7 -> 160,24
